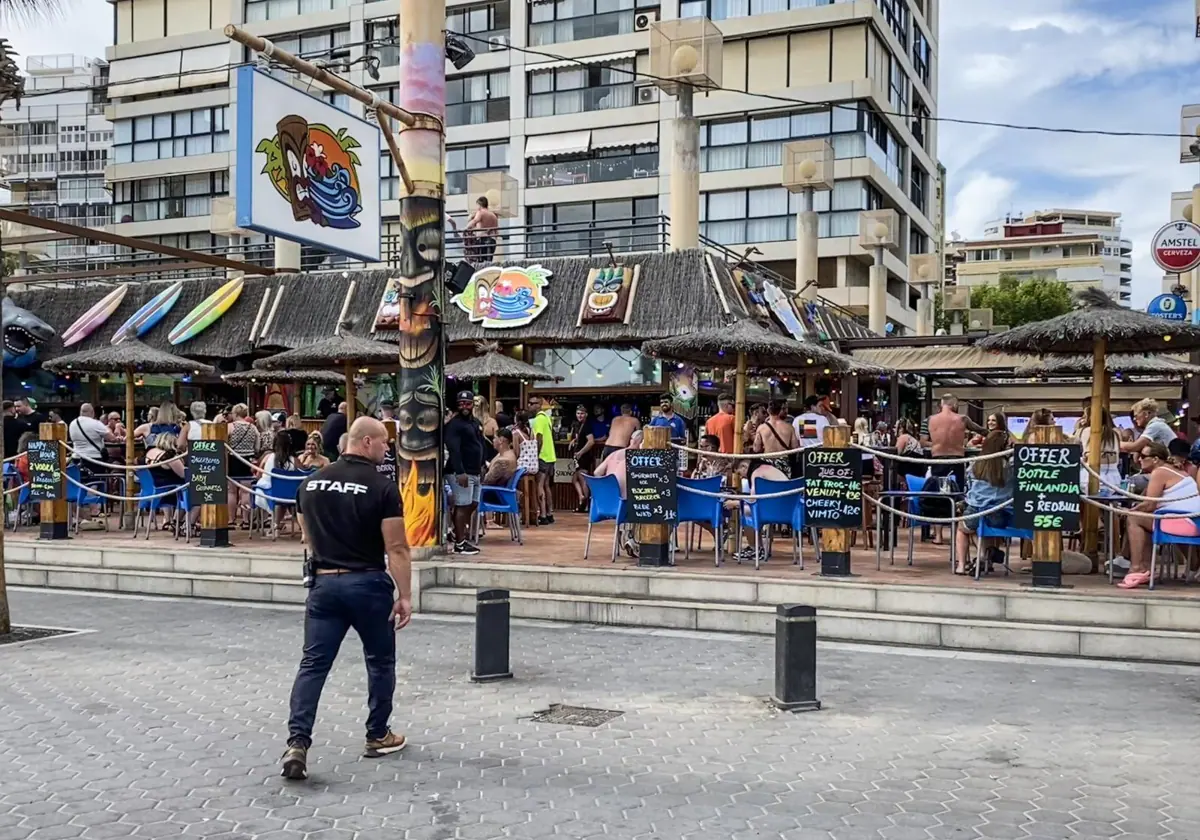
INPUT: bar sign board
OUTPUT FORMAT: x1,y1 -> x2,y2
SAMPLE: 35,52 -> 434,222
26,439 -> 61,501
1014,443 -> 1081,531
188,439 -> 228,507
626,448 -> 678,524
803,447 -> 863,528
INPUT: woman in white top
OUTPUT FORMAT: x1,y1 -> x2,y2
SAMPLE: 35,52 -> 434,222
178,400 -> 207,448
1121,440 -> 1200,589
1078,407 -> 1121,494
254,432 -> 300,513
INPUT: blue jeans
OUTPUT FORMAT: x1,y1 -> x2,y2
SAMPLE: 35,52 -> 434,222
287,570 -> 396,748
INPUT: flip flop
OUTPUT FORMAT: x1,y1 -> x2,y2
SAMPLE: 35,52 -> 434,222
1117,571 -> 1150,589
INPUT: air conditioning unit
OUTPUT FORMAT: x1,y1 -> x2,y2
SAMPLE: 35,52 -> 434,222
634,9 -> 659,31
487,35 -> 509,51
635,84 -> 658,105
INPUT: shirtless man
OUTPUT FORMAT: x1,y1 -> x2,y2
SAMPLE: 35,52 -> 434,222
593,430 -> 643,498
602,403 -> 641,461
927,394 -> 983,488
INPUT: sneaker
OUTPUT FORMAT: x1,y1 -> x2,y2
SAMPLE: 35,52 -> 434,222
546,514 -> 556,524
1110,555 -> 1131,571
454,541 -> 480,556
280,745 -> 308,780
363,730 -> 407,758
537,516 -> 550,526
78,518 -> 105,532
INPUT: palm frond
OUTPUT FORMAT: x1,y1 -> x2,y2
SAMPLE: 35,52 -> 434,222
0,0 -> 66,24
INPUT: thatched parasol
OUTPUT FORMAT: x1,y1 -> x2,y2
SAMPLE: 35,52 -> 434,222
222,369 -> 353,417
1014,354 -> 1200,377
980,288 -> 1200,556
444,342 -> 562,407
253,329 -> 397,423
43,340 -> 215,518
642,319 -> 890,454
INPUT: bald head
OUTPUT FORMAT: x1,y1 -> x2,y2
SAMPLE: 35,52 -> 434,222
80,403 -> 96,418
346,416 -> 389,464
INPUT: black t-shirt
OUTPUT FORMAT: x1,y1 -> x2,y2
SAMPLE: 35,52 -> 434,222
3,416 -> 24,458
320,412 -> 347,458
445,413 -> 485,475
318,398 -> 337,418
296,455 -> 403,571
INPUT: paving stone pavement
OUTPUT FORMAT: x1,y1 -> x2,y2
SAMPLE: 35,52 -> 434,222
3,590 -> 1200,840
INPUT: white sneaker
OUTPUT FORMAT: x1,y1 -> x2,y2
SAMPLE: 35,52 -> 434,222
1109,555 -> 1131,571
78,519 -> 105,532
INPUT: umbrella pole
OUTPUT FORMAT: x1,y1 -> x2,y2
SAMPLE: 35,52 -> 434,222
734,352 -> 747,456
345,363 -> 357,424
1083,339 -> 1106,559
125,368 -> 136,529
489,375 -> 497,411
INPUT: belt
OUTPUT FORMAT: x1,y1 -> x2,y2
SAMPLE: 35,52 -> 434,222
314,567 -> 375,576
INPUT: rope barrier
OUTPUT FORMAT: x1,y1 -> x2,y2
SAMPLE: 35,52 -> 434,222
677,484 -> 807,501
850,442 -> 1013,465
2,452 -> 23,464
865,495 -> 1010,525
62,472 -> 183,503
1081,496 -> 1200,521
224,445 -> 314,481
1079,461 -> 1200,503
670,442 -> 813,460
4,481 -> 28,496
59,441 -> 187,471
227,477 -> 303,506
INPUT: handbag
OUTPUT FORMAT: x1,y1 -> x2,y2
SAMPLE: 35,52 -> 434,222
763,420 -> 802,476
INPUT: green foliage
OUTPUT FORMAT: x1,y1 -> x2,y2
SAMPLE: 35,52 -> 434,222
933,275 -> 1075,332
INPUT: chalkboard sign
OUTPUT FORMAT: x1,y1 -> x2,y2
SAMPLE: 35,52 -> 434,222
803,447 -> 863,528
26,439 -> 61,502
626,448 -> 678,524
377,439 -> 398,485
1014,443 -> 1081,531
188,439 -> 227,507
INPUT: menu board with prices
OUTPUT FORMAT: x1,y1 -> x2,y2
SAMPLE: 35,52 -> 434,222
26,439 -> 61,502
377,440 -> 398,485
803,447 -> 863,528
1014,443 -> 1081,532
187,439 -> 228,507
626,449 -> 678,524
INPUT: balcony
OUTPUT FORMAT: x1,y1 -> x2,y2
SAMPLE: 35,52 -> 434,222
446,98 -> 510,128
528,83 -> 636,118
527,152 -> 659,188
529,11 -> 636,46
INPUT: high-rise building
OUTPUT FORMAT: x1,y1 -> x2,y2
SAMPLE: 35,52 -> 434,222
104,0 -> 939,332
951,209 -> 1133,306
0,54 -> 113,268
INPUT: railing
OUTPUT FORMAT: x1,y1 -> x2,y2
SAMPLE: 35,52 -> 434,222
527,84 -> 636,118
527,153 -> 660,189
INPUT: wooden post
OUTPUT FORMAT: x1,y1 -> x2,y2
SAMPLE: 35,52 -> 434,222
637,424 -> 672,567
1025,423 -> 1065,587
39,422 -> 68,540
199,422 -> 230,548
818,423 -> 852,576
1083,339 -> 1106,557
840,375 -> 858,426
124,369 -> 137,529
292,388 -> 301,417
345,363 -> 357,424
489,375 -> 498,411
733,352 -> 747,455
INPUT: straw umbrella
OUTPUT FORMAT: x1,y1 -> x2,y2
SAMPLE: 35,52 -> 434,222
42,340 -> 215,523
1014,353 -> 1200,377
444,341 -> 563,407
253,333 -> 398,423
643,318 -> 888,454
979,288 -> 1200,553
222,369 -> 351,417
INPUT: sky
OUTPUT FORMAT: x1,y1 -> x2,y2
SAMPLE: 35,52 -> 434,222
6,0 -> 1200,307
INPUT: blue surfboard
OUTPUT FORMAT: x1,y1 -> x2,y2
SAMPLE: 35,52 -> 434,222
111,281 -> 184,345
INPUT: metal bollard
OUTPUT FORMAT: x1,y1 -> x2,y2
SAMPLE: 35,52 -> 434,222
771,604 -> 821,712
471,588 -> 514,683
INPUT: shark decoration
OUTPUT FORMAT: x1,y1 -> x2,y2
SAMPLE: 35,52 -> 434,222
2,296 -> 55,368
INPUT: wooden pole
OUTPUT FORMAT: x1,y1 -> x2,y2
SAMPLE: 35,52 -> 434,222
345,363 -> 357,424
125,369 -> 137,529
198,422 -> 230,548
39,422 -> 68,540
489,375 -> 498,411
818,423 -> 852,575
637,424 -> 672,567
1083,339 -> 1106,557
734,352 -> 747,455
1026,422 -> 1064,587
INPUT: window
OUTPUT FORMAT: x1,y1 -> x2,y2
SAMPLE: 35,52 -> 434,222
909,228 -> 927,256
112,171 -> 229,224
528,144 -> 659,187
447,142 -> 509,195
912,25 -> 930,86
910,162 -> 927,216
447,71 -> 511,126
248,26 -> 351,64
888,54 -> 909,114
910,97 -> 929,149
57,149 -> 107,173
681,0 -> 849,20
447,1 -> 510,44
113,107 -> 230,164
245,0 -> 351,22
528,60 -> 635,117
527,197 -> 660,257
529,0 -> 657,45
699,180 -> 884,244
879,0 -> 909,46
367,18 -> 399,67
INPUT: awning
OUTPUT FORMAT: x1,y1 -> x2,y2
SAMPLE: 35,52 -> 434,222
850,345 -> 1035,375
591,123 -> 659,150
527,50 -> 637,72
525,130 -> 592,159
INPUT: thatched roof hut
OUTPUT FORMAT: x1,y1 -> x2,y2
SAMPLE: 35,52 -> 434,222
41,339 -> 214,376
221,369 -> 349,386
444,350 -> 562,382
1014,354 -> 1200,377
252,332 -> 398,370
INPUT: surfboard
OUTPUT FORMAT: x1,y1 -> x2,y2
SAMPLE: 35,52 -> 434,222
168,276 -> 244,346
61,284 -> 129,347
111,281 -> 184,345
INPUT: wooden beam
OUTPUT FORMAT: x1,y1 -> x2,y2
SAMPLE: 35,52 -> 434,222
0,210 -> 275,276
3,261 -> 215,285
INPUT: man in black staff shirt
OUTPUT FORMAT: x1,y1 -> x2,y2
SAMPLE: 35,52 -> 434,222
445,390 -> 485,555
281,417 -> 413,781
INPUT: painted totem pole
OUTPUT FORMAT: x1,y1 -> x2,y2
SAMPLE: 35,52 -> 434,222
394,0 -> 447,548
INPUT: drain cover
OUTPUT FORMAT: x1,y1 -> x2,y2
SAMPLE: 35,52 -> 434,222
530,704 -> 623,727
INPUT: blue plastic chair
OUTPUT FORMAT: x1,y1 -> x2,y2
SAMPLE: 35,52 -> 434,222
132,465 -> 184,540
1150,508 -> 1200,590
66,463 -> 108,533
263,469 -> 309,540
740,477 -> 806,570
4,462 -> 30,531
676,476 -> 724,566
478,468 -> 526,545
582,473 -> 627,562
974,512 -> 1027,581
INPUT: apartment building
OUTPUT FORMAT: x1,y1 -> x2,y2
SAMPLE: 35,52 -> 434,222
0,54 -> 113,267
104,0 -> 939,332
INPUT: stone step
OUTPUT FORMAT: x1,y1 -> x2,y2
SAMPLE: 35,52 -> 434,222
433,562 -> 1200,633
8,562 -> 307,603
421,585 -> 1200,665
7,539 -> 303,580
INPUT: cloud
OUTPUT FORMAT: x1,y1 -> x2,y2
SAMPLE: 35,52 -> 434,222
5,5 -> 112,61
947,173 -> 1016,240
